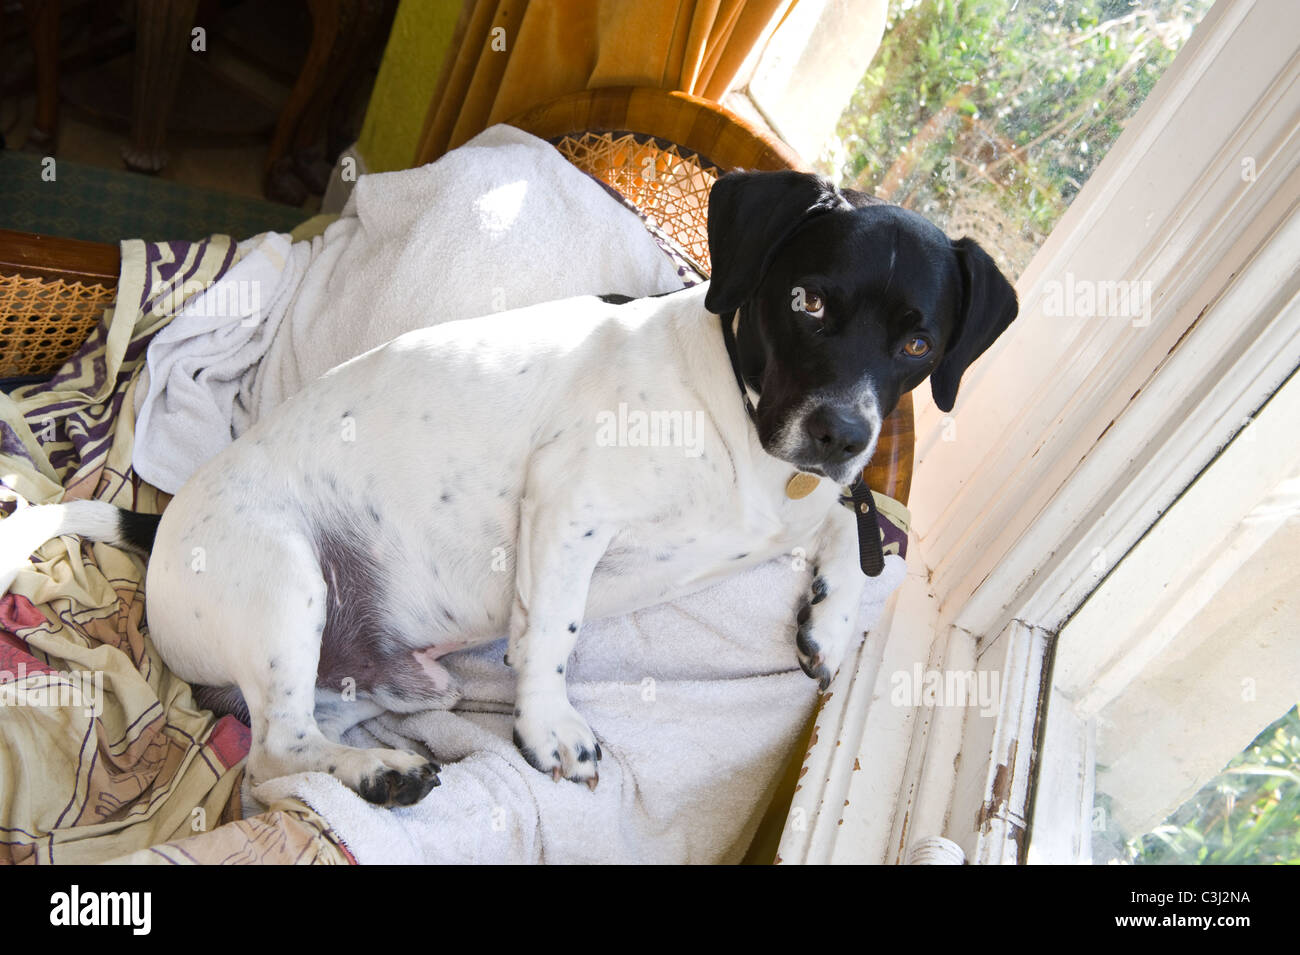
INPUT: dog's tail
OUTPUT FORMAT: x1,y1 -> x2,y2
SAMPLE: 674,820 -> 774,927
0,500 -> 160,594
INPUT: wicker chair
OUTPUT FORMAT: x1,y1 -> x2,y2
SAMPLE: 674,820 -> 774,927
0,85 -> 913,863
0,232 -> 121,384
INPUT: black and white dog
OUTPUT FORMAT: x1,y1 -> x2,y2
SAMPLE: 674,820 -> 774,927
0,171 -> 1017,806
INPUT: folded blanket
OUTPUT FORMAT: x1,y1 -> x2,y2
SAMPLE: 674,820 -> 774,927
132,125 -> 685,494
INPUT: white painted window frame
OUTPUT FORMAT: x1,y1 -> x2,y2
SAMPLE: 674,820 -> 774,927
1031,367 -> 1300,863
723,0 -> 889,163
777,0 -> 1300,865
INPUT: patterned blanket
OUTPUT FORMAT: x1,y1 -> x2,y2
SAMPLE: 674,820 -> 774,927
0,236 -> 350,864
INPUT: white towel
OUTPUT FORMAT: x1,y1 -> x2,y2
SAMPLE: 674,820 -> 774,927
132,232 -> 310,494
248,554 -> 908,865
132,125 -> 684,493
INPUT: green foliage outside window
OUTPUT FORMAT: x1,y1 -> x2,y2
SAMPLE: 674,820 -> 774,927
1121,705 -> 1300,865
821,0 -> 1213,277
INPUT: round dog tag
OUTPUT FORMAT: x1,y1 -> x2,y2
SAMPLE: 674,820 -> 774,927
785,472 -> 821,499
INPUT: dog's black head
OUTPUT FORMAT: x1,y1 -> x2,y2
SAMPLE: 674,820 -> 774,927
705,170 -> 1018,485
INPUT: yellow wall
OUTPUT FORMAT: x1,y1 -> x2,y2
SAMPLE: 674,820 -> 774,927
356,0 -> 464,173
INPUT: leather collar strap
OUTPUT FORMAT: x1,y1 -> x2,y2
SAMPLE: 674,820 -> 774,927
719,310 -> 886,577
719,308 -> 758,418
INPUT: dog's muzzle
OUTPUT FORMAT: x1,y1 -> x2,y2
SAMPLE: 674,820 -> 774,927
805,404 -> 872,461
793,402 -> 879,485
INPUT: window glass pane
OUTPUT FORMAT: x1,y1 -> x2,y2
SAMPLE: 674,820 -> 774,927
1097,705 -> 1300,865
817,0 -> 1216,278
1085,471 -> 1300,866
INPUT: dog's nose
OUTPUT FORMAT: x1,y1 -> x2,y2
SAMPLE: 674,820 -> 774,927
804,406 -> 872,464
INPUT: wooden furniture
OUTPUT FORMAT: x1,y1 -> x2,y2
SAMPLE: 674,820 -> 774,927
507,87 -> 803,272
120,0 -> 200,172
0,231 -> 120,380
16,0 -> 384,190
263,0 -> 393,204
18,0 -> 61,151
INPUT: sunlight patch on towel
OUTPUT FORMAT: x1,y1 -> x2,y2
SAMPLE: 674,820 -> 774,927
474,180 -> 529,234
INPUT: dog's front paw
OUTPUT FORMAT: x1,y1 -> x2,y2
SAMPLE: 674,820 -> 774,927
513,696 -> 601,790
794,579 -> 855,692
795,601 -> 833,690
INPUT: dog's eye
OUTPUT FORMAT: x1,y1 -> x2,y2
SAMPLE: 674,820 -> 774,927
901,336 -> 931,358
798,290 -> 825,319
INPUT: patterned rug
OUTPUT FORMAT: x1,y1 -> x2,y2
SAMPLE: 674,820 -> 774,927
0,149 -> 307,244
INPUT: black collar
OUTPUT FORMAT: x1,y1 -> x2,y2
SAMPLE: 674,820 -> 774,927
719,308 -> 758,419
719,309 -> 885,577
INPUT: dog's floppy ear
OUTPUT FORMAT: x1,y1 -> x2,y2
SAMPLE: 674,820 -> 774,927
705,171 -> 848,315
930,237 -> 1019,413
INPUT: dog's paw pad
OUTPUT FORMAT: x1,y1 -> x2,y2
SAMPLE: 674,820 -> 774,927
358,760 -> 440,807
513,701 -> 601,788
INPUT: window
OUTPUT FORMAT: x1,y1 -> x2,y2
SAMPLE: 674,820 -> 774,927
734,0 -> 1214,276
1116,706 -> 1300,864
775,0 -> 1300,864
1037,372 -> 1300,864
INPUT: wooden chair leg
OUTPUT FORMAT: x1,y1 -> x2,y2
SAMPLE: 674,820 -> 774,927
264,0 -> 340,202
20,0 -> 61,152
121,0 -> 199,173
